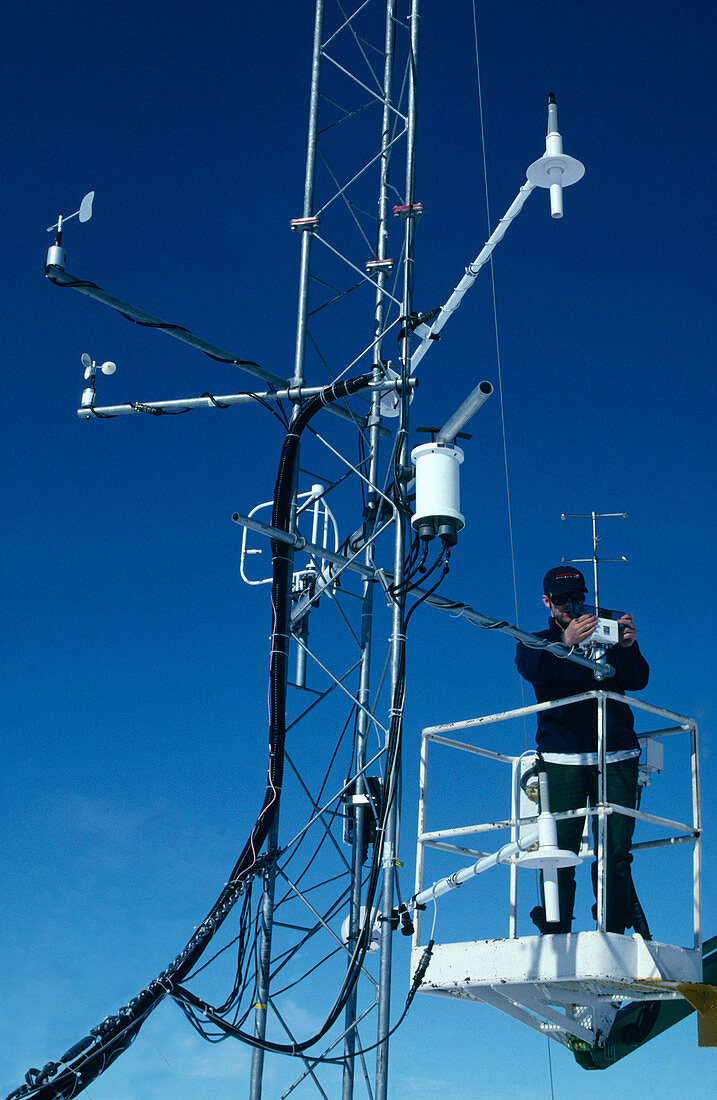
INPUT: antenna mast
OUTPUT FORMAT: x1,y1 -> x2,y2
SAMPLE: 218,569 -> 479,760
562,510 -> 628,610
249,4 -> 420,1098
17,6 -> 601,1099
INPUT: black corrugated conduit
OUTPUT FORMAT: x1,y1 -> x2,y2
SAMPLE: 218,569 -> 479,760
6,375 -> 371,1100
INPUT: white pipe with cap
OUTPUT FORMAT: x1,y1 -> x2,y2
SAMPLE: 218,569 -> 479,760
526,94 -> 585,219
410,97 -> 584,375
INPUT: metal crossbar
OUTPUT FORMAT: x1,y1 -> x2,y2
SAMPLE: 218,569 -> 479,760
414,692 -> 701,949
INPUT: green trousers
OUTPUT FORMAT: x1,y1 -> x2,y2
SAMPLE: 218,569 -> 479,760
542,757 -> 639,934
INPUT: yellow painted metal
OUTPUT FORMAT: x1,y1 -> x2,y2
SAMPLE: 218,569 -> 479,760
676,983 -> 717,1047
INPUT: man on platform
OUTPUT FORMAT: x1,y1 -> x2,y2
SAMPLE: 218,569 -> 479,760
515,565 -> 649,934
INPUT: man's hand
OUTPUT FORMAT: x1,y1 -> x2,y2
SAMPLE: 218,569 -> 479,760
562,613 -> 598,647
618,613 -> 637,647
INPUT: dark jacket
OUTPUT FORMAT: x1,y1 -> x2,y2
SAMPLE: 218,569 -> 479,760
515,617 -> 649,754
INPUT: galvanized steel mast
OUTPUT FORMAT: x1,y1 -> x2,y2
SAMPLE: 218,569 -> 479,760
249,5 -> 326,1095
375,5 -> 419,1099
250,2 -> 418,1097
341,1 -> 400,1096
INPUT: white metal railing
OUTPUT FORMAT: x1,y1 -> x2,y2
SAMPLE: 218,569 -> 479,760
413,692 -> 701,951
239,484 -> 340,588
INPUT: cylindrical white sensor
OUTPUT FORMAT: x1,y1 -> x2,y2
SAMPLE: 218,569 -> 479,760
411,442 -> 465,543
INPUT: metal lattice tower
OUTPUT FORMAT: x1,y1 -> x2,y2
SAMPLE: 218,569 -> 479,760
22,5 -> 613,1099
245,3 -> 420,1096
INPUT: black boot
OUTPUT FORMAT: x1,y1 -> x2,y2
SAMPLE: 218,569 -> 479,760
530,905 -> 572,935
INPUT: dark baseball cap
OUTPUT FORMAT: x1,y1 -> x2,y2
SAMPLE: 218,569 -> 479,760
543,565 -> 587,596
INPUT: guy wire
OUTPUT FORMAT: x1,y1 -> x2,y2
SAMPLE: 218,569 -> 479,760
474,12 -> 555,1095
472,0 -> 530,747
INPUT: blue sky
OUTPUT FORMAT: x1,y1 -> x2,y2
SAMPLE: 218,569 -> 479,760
3,1 -> 715,1098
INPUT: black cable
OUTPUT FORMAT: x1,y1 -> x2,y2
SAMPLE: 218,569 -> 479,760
130,402 -> 191,415
185,885 -> 253,984
198,390 -> 290,429
268,884 -> 353,989
51,273 -> 271,379
270,945 -> 344,999
404,544 -> 451,630
278,705 -> 356,879
117,311 -> 192,336
168,25 -> 431,1060
332,939 -> 435,1062
388,536 -> 431,598
172,543 -> 409,1059
398,541 -> 446,602
7,375 -> 371,1100
169,752 -> 397,1057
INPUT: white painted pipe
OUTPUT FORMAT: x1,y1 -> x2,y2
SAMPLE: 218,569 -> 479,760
413,829 -> 539,908
409,181 -> 536,374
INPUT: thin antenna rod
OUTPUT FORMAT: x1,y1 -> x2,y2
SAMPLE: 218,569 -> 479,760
561,511 -> 628,610
291,0 -> 326,391
527,95 -> 585,219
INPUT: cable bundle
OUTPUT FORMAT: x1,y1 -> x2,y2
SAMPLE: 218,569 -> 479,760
6,376 -> 370,1100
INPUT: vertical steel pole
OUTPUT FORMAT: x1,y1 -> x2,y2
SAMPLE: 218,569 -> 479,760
292,0 -> 325,389
342,7 -> 398,1094
375,5 -> 419,1099
341,572 -> 377,1100
412,732 -> 429,949
509,758 -> 519,938
249,819 -> 280,1100
249,7 -> 325,1095
691,721 -> 702,951
596,692 -> 606,932
591,511 -> 600,611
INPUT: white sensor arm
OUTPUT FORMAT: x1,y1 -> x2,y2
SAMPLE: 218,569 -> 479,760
410,180 -> 536,374
411,97 -> 583,374
412,830 -> 539,908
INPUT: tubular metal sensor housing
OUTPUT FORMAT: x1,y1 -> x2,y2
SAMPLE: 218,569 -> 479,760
45,191 -> 94,273
436,380 -> 493,444
527,95 -> 584,218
